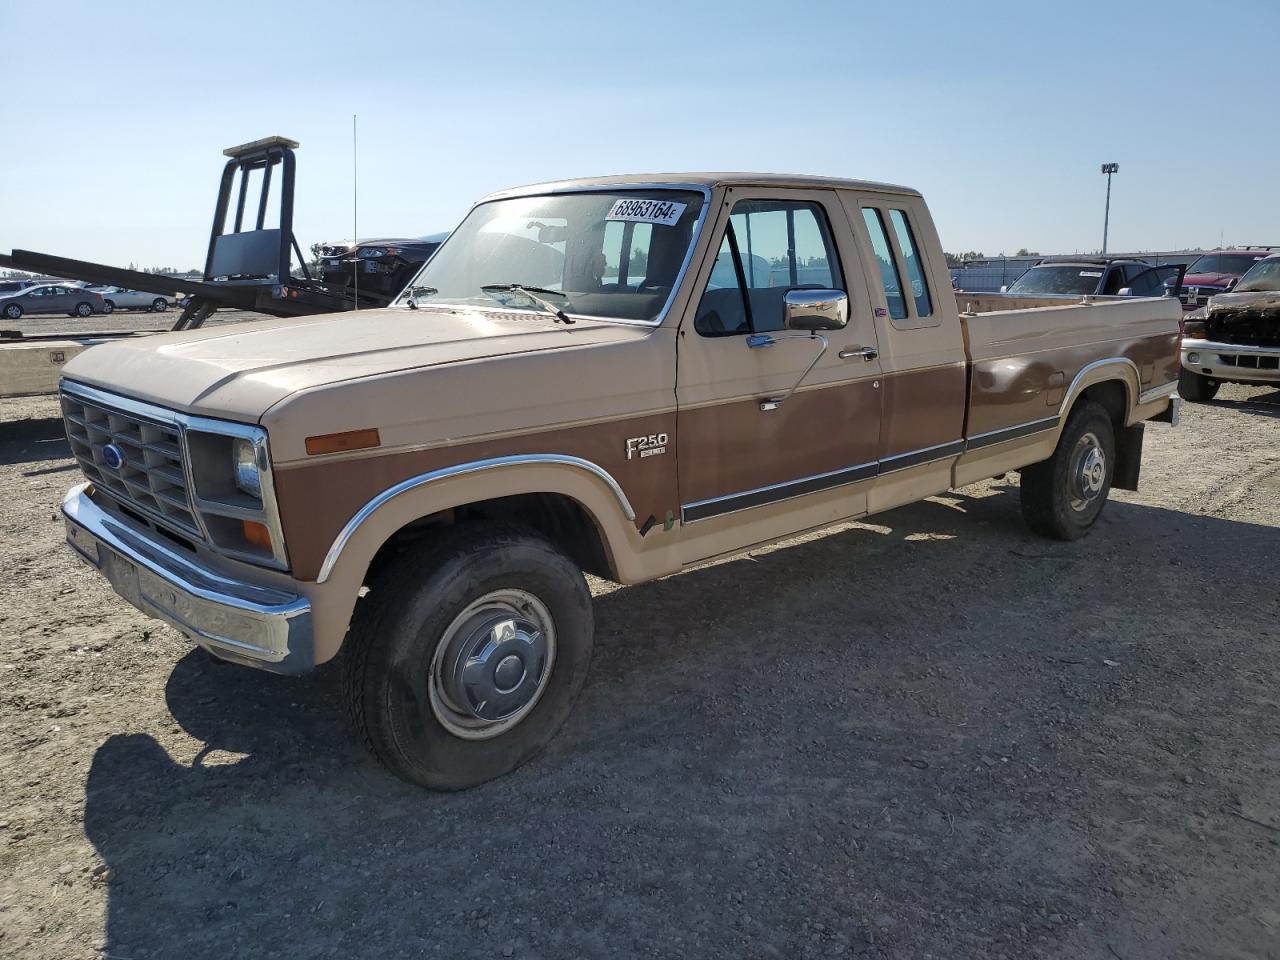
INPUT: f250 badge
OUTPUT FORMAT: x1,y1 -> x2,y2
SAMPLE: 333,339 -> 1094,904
625,433 -> 668,460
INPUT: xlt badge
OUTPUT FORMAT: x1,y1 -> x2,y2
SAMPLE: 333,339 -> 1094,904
625,432 -> 668,460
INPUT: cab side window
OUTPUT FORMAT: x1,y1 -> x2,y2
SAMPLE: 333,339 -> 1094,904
695,199 -> 843,336
861,208 -> 907,320
887,210 -> 933,318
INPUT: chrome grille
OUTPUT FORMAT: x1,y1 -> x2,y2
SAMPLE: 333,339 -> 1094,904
61,390 -> 199,535
1181,286 -> 1223,308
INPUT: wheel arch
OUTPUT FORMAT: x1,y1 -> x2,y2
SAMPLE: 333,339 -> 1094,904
1057,358 -> 1139,430
302,457 -> 642,664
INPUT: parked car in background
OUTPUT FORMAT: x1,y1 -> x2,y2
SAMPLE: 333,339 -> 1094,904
1177,248 -> 1278,310
1004,257 -> 1180,298
0,279 -> 34,296
87,286 -> 172,313
317,233 -> 447,300
1179,253 -> 1280,401
0,283 -> 106,319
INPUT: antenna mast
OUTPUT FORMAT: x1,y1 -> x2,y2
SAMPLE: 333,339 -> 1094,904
352,114 -> 359,310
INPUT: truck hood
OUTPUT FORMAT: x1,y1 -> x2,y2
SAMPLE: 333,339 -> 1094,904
1184,272 -> 1237,288
60,306 -> 645,421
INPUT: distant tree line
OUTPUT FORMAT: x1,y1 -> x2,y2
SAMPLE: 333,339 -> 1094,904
944,249 -> 1040,266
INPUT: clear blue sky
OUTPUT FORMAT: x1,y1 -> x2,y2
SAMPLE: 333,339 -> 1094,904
2,0 -> 1276,268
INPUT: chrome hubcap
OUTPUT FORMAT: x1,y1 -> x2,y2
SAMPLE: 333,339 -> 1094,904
429,589 -> 555,740
1068,431 -> 1107,512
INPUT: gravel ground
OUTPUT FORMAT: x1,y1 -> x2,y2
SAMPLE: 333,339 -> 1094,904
1,385 -> 1278,960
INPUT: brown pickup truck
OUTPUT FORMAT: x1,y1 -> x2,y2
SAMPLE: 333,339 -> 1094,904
58,173 -> 1183,789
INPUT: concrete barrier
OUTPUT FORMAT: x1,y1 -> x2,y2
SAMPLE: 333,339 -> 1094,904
0,336 -> 147,398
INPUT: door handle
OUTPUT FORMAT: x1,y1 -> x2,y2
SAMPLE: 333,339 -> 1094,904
839,346 -> 878,361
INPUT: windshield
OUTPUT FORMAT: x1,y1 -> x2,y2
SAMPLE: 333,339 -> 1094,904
1007,265 -> 1104,296
1234,258 -> 1280,293
1187,253 -> 1266,276
397,189 -> 705,322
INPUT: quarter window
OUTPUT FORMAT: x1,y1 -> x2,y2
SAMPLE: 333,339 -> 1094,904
696,199 -> 843,336
887,209 -> 932,317
861,208 -> 907,321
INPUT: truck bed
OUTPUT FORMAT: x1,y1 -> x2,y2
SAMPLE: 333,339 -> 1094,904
962,293 -> 1177,448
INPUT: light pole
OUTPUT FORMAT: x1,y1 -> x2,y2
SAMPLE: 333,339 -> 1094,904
1100,162 -> 1119,254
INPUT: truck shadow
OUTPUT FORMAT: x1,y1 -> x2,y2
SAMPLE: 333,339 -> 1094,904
1216,388 -> 1280,418
0,417 -> 70,468
83,485 -> 1280,959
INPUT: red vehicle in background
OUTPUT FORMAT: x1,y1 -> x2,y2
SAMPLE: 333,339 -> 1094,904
1176,248 -> 1278,310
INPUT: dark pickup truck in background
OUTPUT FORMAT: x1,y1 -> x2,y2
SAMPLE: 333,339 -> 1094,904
1003,257 -> 1182,299
317,233 -> 447,300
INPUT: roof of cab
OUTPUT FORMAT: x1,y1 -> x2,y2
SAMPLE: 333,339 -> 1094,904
481,172 -> 921,203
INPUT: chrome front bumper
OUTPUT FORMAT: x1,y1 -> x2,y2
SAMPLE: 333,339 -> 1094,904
1182,338 -> 1280,384
62,483 -> 314,673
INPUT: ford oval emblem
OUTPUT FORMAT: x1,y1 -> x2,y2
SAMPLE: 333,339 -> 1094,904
101,443 -> 126,471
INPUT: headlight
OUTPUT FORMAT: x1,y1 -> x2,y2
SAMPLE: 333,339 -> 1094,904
184,424 -> 285,568
233,437 -> 262,499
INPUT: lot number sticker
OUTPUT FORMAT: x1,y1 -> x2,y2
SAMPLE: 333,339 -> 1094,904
1079,271 -> 1104,278
607,198 -> 687,227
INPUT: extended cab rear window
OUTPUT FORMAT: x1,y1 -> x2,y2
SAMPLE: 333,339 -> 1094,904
861,208 -> 907,321
888,209 -> 932,318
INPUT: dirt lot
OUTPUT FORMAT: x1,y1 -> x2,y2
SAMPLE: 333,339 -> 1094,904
1,385 -> 1278,960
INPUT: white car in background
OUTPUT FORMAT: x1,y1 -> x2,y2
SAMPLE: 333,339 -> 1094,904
88,286 -> 172,313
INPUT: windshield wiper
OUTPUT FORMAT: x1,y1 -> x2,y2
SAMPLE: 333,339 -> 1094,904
403,285 -> 437,310
480,283 -> 575,324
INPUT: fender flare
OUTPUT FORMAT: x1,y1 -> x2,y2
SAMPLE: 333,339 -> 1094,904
1055,357 -> 1141,424
316,454 -> 637,585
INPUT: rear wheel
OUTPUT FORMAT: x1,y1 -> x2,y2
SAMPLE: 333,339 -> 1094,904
74,302 -> 93,318
1178,368 -> 1219,402
2,302 -> 22,320
151,298 -> 168,312
1020,401 -> 1115,540
343,525 -> 594,790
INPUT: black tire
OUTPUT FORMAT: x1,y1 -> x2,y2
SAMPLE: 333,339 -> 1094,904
343,524 -> 594,790
1020,401 -> 1115,541
1178,368 -> 1219,402
151,298 -> 168,312
2,302 -> 22,320
74,301 -> 93,318
102,300 -> 115,314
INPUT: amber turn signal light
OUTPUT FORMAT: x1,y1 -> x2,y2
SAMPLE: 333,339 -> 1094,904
304,428 -> 381,456
242,519 -> 273,550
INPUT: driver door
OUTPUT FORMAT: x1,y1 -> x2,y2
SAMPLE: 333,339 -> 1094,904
674,188 -> 883,562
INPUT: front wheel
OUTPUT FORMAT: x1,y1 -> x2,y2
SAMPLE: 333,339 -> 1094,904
74,302 -> 93,317
1020,401 -> 1115,540
2,302 -> 22,320
343,525 -> 595,790
151,298 -> 168,312
102,300 -> 115,314
1178,368 -> 1219,402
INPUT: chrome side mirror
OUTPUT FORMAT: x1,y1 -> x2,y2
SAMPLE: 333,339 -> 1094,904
1117,287 -> 1133,297
784,288 -> 848,331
